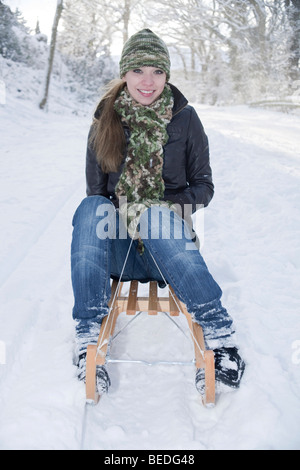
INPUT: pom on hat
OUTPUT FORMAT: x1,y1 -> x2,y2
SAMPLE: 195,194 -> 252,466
119,29 -> 171,81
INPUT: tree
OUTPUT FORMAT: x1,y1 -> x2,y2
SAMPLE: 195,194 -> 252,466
285,0 -> 300,80
0,1 -> 27,61
57,0 -> 141,98
58,0 -> 117,94
142,0 -> 296,103
39,0 -> 63,110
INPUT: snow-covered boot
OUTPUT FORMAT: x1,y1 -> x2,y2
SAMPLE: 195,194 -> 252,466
195,368 -> 205,395
96,364 -> 111,394
195,346 -> 245,394
214,347 -> 245,390
76,352 -> 111,394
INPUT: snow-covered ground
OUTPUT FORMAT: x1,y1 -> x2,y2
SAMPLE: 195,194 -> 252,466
0,76 -> 300,450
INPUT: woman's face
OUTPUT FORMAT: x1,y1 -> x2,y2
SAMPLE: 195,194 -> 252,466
122,66 -> 167,105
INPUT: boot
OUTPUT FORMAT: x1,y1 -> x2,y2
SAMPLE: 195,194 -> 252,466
195,346 -> 245,394
77,351 -> 111,394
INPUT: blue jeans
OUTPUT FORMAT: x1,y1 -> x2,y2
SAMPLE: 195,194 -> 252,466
71,196 -> 234,352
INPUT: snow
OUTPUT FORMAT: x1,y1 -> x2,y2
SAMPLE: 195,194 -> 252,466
0,66 -> 300,450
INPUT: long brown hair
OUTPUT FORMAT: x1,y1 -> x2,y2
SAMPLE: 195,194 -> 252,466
89,79 -> 126,174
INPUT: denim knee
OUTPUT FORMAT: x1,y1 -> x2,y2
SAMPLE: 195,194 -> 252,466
139,205 -> 192,243
72,195 -> 114,227
139,205 -> 173,240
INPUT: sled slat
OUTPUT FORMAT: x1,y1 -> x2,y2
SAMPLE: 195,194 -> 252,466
148,281 -> 158,315
127,280 -> 138,315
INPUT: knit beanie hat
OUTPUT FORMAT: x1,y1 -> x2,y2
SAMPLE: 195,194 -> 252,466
119,29 -> 171,81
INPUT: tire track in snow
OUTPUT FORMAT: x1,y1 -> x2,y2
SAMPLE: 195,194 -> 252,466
0,179 -> 84,393
0,178 -> 83,289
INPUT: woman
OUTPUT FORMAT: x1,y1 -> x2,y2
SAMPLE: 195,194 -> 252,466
71,29 -> 245,395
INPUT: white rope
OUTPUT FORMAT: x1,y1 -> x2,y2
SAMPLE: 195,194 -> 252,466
111,311 -> 143,341
96,226 -> 137,358
162,311 -> 191,341
147,249 -> 205,360
107,358 -> 195,366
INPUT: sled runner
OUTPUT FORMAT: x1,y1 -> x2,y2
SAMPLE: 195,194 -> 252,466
85,279 -> 215,407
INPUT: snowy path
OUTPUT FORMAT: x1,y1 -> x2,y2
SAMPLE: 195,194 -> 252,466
0,96 -> 299,450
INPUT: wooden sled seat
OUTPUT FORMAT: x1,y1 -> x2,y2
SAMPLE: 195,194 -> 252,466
86,280 -> 215,407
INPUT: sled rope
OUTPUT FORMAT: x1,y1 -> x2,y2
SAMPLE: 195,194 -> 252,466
96,225 -> 137,358
111,311 -> 143,341
147,250 -> 205,361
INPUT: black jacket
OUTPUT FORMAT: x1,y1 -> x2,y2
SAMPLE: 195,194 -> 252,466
85,84 -> 214,214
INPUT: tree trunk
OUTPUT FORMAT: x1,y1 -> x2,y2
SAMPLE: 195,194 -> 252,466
123,0 -> 130,44
39,0 -> 63,110
285,0 -> 300,80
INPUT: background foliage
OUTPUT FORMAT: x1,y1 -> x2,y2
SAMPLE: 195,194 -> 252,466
1,0 -> 299,106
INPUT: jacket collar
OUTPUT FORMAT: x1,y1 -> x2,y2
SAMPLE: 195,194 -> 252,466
169,83 -> 188,117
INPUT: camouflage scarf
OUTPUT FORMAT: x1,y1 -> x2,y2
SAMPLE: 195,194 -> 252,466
113,84 -> 174,245
114,84 -> 174,203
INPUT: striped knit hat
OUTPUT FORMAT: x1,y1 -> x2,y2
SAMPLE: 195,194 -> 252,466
119,29 -> 171,81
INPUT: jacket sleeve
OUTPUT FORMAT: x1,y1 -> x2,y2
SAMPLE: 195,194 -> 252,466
185,107 -> 214,208
85,127 -> 109,197
165,107 -> 214,213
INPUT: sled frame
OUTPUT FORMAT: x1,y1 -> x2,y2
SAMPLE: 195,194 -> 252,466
86,279 -> 215,407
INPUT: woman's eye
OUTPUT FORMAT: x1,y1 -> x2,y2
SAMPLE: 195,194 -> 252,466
133,69 -> 142,74
154,69 -> 164,74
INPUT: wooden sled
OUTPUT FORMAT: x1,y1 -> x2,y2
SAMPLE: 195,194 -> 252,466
86,279 -> 215,407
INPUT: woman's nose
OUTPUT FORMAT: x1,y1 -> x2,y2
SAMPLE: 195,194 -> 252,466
141,72 -> 154,85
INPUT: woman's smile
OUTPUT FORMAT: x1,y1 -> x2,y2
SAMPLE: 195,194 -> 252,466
122,67 -> 167,105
